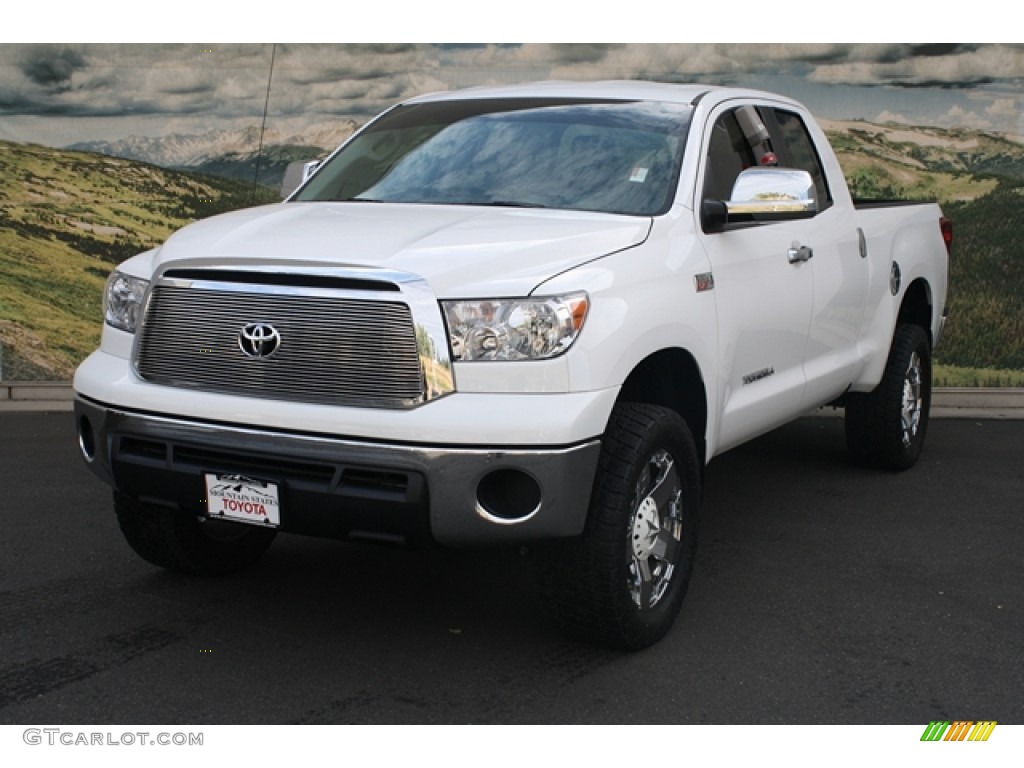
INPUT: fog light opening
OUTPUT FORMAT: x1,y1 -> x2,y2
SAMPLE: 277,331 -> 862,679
475,469 -> 542,525
78,415 -> 96,462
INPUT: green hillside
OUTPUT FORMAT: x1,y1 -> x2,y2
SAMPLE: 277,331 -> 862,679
0,141 -> 278,379
939,180 -> 1024,370
825,123 -> 1007,202
825,122 -> 1024,374
831,123 -> 1024,181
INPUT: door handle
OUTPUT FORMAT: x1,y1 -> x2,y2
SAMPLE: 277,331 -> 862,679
788,244 -> 814,264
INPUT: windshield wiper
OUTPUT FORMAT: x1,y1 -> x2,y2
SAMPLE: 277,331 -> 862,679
450,200 -> 551,210
331,197 -> 552,209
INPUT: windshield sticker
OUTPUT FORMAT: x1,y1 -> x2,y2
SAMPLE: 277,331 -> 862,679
629,166 -> 649,183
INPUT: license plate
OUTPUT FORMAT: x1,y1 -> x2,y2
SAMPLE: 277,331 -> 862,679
204,473 -> 281,527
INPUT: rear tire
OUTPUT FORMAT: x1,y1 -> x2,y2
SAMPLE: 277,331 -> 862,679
536,403 -> 701,650
845,323 -> 932,471
114,492 -> 276,575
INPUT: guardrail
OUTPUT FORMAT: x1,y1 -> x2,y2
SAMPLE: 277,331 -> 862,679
929,387 -> 1024,409
1,382 -> 75,402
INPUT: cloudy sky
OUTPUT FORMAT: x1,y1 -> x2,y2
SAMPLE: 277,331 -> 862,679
0,43 -> 1021,147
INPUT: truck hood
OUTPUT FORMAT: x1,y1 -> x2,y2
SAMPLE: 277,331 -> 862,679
152,202 -> 652,297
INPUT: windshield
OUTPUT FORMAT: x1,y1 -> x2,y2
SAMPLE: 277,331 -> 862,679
293,98 -> 693,216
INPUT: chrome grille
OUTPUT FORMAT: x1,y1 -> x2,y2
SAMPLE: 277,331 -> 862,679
135,282 -> 426,408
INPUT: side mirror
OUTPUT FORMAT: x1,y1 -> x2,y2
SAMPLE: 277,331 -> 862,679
727,167 -> 817,219
280,160 -> 321,199
703,167 -> 818,231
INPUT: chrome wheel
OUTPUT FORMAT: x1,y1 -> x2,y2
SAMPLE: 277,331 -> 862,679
627,449 -> 684,610
901,351 -> 923,447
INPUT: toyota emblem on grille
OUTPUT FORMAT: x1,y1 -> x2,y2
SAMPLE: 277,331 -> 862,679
238,323 -> 282,359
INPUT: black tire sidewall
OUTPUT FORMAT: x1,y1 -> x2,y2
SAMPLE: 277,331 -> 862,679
846,323 -> 932,471
115,492 -> 276,575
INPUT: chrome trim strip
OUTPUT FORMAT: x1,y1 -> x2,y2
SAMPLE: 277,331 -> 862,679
474,493 -> 543,526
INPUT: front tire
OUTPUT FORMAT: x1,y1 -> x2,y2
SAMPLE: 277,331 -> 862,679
114,492 -> 276,575
536,403 -> 701,650
845,323 -> 932,471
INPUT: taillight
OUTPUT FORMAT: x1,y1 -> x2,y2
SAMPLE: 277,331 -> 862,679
940,217 -> 953,255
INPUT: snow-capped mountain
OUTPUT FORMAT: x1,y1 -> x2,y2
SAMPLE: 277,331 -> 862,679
68,121 -> 361,168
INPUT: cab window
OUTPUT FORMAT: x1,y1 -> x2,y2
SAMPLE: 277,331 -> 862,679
702,110 -> 755,203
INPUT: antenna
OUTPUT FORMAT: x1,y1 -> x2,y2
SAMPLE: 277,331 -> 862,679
252,43 -> 277,200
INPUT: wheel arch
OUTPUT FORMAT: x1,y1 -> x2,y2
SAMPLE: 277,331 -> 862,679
896,277 -> 934,348
614,347 -> 709,465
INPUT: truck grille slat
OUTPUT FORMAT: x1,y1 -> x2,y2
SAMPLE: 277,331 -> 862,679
135,284 -> 426,408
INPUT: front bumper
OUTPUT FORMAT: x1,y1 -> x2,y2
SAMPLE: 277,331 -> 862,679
74,396 -> 601,546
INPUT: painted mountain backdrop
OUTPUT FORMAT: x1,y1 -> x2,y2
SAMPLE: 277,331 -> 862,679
1,118 -> 1022,380
0,141 -> 279,379
67,121 -> 359,188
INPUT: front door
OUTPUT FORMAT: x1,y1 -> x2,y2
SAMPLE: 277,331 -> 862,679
697,103 -> 819,452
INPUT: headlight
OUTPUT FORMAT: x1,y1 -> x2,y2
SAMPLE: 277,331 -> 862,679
104,271 -> 149,333
442,293 -> 589,361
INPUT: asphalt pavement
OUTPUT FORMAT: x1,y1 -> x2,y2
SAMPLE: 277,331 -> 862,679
1,411 -> 1021,724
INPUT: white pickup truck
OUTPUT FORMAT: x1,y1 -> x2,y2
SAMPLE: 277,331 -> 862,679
74,81 -> 951,649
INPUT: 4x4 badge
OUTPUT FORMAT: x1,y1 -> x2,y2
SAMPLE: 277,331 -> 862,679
238,323 -> 282,359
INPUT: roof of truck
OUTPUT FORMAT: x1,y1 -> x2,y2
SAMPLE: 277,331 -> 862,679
402,80 -> 793,107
